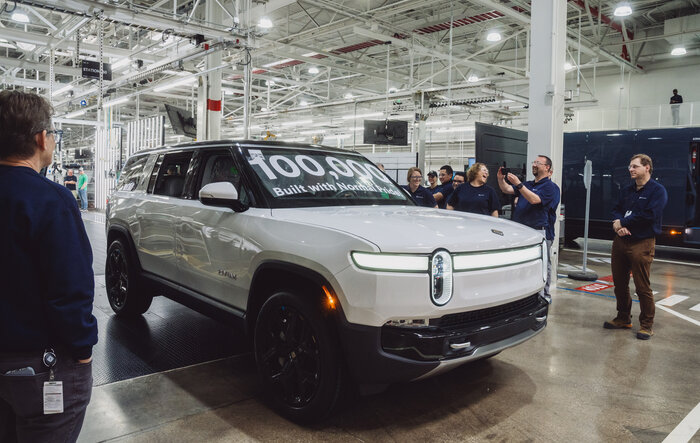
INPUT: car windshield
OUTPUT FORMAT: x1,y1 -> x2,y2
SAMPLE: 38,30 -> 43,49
242,146 -> 412,208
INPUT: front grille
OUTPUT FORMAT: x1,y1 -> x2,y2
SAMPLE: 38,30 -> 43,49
431,293 -> 541,330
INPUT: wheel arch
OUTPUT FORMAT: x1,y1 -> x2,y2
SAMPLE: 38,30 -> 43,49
106,224 -> 143,271
246,261 -> 342,337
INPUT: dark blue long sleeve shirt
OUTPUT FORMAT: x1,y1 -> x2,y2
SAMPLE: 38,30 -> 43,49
611,179 -> 668,240
0,165 -> 97,360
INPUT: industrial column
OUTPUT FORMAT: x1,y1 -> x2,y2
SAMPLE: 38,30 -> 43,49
528,0 -> 567,289
196,0 -> 223,140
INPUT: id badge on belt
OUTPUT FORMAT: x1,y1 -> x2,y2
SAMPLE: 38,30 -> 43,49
42,349 -> 63,414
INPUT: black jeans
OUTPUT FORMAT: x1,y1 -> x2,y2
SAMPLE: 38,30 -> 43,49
0,351 -> 92,443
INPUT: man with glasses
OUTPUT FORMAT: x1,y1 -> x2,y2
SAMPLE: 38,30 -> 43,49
402,167 -> 437,208
497,155 -> 559,301
0,90 -> 97,442
605,154 -> 667,340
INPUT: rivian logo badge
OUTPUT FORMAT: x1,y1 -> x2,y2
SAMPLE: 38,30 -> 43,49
218,270 -> 237,280
491,229 -> 504,236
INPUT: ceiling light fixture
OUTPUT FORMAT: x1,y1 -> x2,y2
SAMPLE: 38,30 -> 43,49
388,87 -> 398,93
344,93 -> 354,99
16,42 -> 36,51
564,62 -> 575,71
468,75 -> 479,83
340,111 -> 383,120
11,12 -> 30,23
103,97 -> 129,108
299,100 -> 309,107
308,66 -> 319,74
671,47 -> 687,56
153,76 -> 197,92
258,17 -> 273,29
486,31 -> 501,42
64,110 -> 86,119
112,58 -> 131,70
52,84 -> 74,96
613,4 -> 632,17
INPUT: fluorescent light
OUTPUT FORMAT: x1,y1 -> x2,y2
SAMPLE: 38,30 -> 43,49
453,244 -> 542,271
468,75 -> 479,83
112,58 -> 131,70
263,58 -> 293,68
613,4 -> 632,17
64,110 -> 86,119
52,84 -> 73,96
564,62 -> 575,71
427,119 -> 452,126
344,93 -> 354,99
435,126 -> 474,133
16,42 -> 36,51
351,252 -> 429,272
281,119 -> 312,127
11,12 -> 29,23
340,111 -> 383,120
258,17 -> 273,29
486,32 -> 501,42
103,97 -> 129,108
671,47 -> 687,56
153,76 -> 197,92
308,66 -> 319,74
299,100 -> 309,107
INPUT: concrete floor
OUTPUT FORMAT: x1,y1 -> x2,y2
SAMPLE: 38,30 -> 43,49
78,213 -> 700,442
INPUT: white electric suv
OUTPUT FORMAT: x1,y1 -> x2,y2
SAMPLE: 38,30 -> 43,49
105,140 -> 548,422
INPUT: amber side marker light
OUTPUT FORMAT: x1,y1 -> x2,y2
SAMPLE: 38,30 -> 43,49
322,285 -> 337,310
670,230 -> 682,236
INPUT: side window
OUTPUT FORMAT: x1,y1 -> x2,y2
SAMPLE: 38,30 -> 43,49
197,150 -> 249,204
152,151 -> 194,198
117,155 -> 148,192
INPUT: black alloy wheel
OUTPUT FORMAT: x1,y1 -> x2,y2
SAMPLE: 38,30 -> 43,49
254,291 -> 343,423
105,239 -> 152,316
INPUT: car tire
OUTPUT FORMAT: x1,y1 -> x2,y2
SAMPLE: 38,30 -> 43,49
254,291 -> 344,423
105,239 -> 153,317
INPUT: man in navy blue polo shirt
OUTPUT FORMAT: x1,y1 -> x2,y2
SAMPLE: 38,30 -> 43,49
402,167 -> 437,208
432,165 -> 454,209
497,155 -> 558,301
604,154 -> 667,340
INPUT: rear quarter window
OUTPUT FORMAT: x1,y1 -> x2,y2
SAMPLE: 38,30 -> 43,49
117,155 -> 149,192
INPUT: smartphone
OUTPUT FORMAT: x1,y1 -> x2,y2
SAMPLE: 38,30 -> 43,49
4,366 -> 36,376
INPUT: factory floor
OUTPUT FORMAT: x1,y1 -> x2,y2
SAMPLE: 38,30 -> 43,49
78,213 -> 700,442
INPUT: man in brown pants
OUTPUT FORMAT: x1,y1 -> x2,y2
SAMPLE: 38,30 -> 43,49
604,154 -> 668,340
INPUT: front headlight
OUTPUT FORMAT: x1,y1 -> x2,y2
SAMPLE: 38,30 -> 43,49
541,240 -> 548,282
351,252 -> 429,272
453,244 -> 542,272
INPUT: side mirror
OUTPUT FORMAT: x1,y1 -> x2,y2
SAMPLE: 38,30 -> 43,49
199,182 -> 248,212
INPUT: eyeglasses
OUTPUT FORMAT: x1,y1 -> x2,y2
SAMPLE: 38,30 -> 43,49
46,129 -> 63,144
410,175 -> 423,180
532,160 -> 546,166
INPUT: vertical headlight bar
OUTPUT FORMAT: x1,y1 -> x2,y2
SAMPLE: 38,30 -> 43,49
430,250 -> 453,306
541,240 -> 548,282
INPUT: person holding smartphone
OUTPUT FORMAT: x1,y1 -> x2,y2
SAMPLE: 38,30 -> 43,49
0,90 -> 97,442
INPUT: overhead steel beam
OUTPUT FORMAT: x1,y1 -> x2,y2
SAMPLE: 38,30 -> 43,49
0,56 -> 80,76
471,0 -> 642,72
28,0 -> 234,40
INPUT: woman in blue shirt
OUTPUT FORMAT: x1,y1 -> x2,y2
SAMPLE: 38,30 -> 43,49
402,167 -> 437,208
447,162 -> 499,216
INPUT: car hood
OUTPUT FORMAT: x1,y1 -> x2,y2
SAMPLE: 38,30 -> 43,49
271,206 -> 544,253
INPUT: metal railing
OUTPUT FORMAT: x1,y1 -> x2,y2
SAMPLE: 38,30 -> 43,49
567,101 -> 699,132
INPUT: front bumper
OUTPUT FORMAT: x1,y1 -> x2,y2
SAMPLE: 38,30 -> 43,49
336,293 -> 548,384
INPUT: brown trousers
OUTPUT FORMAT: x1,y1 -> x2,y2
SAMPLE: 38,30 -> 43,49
611,235 -> 656,329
